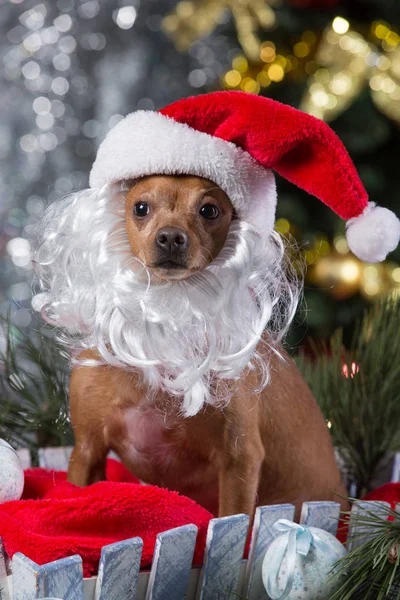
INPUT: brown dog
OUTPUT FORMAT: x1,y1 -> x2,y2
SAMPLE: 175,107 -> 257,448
67,174 -> 348,521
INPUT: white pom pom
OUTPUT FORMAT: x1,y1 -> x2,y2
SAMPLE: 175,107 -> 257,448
346,202 -> 400,263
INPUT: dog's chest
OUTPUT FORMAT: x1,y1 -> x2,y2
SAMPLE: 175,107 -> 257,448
116,406 -> 217,492
122,407 -> 176,460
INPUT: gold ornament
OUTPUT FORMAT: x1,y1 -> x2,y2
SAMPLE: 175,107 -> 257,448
300,18 -> 400,124
308,250 -> 362,300
275,224 -> 400,301
162,0 -> 278,61
222,31 -> 318,94
306,235 -> 400,300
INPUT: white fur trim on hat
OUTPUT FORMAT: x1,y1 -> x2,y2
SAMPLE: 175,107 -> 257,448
346,202 -> 400,263
89,111 -> 277,233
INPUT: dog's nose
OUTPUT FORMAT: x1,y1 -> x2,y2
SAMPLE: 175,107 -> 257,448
156,227 -> 188,252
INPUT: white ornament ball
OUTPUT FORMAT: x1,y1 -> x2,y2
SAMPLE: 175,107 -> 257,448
262,524 -> 346,600
0,439 -> 24,503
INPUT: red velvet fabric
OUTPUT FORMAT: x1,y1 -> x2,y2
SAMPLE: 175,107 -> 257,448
362,483 -> 400,507
336,483 -> 400,543
0,459 -> 213,577
160,91 -> 368,220
2,461 -> 398,577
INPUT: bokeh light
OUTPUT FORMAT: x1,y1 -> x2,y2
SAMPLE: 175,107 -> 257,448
1,0 -> 230,321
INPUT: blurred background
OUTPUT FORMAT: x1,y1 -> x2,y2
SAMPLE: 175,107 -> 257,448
2,0 -> 400,343
1,0 -> 400,488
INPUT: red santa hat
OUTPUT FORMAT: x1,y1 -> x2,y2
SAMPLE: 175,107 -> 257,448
90,91 -> 400,263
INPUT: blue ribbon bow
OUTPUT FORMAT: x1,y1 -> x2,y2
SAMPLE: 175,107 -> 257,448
264,519 -> 343,600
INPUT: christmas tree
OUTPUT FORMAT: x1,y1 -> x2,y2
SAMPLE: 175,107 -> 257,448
0,0 -> 399,459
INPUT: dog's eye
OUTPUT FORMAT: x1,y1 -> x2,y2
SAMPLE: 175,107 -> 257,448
200,204 -> 220,220
133,202 -> 150,217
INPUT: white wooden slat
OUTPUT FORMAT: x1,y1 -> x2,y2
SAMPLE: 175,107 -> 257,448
185,568 -> 201,600
0,539 -> 10,600
74,570 -> 201,600
347,500 -> 391,551
95,537 -> 143,600
300,501 -> 341,535
370,454 -> 400,490
12,553 -> 46,600
8,566 -> 206,600
82,577 -> 97,600
245,503 -> 295,600
391,452 -> 400,483
137,572 -> 150,600
196,514 -> 249,600
145,525 -> 197,600
38,447 -> 73,470
107,450 -> 121,463
11,554 -> 83,600
37,448 -> 124,472
5,499 -> 394,599
15,449 -> 31,470
40,556 -> 83,600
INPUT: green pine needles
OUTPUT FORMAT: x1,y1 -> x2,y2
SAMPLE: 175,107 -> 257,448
331,503 -> 400,600
0,312 -> 73,453
296,295 -> 400,497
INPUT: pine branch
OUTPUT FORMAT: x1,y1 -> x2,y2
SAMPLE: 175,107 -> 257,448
0,312 -> 73,453
330,504 -> 400,600
295,295 -> 400,496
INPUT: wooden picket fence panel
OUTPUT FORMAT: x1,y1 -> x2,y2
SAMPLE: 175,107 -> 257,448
0,447 -> 397,600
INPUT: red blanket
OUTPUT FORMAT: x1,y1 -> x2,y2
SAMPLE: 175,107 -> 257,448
362,483 -> 400,506
0,459 -> 213,577
1,460 -> 398,578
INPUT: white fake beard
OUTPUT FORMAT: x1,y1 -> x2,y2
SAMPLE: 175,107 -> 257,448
31,184 -> 301,416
